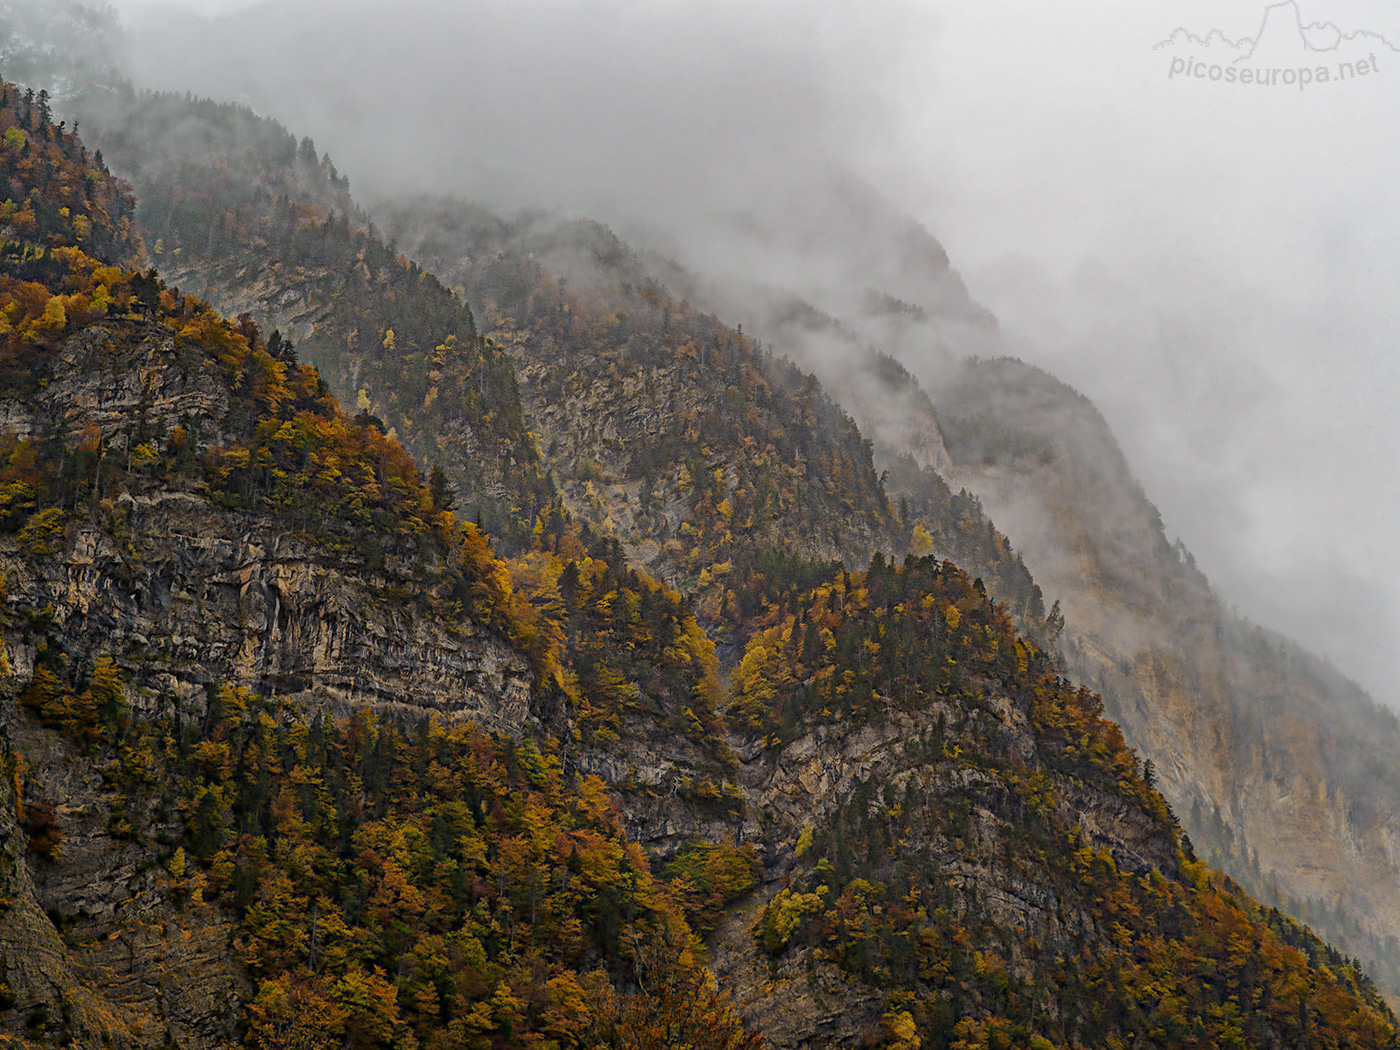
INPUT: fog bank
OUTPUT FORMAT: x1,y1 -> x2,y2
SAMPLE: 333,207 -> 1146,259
37,0 -> 1400,701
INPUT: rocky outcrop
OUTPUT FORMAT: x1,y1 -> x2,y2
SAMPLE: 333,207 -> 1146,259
0,724 -> 247,1048
155,256 -> 331,352
485,316 -> 897,585
934,355 -> 1400,999
0,317 -> 533,737
608,680 -> 1180,1048
710,895 -> 886,1050
28,321 -> 232,445
0,732 -> 132,1047
0,497 -> 532,734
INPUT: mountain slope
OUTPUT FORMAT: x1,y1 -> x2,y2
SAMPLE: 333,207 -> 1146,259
65,86 -> 1050,638
934,354 -> 1400,999
69,87 -> 549,545
0,88 -> 758,1049
373,198 -> 1055,640
3,63 -> 1398,1049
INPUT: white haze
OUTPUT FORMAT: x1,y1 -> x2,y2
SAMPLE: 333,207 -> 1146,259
86,0 -> 1400,704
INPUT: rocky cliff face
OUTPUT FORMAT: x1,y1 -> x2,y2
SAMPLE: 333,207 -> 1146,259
0,727 -> 247,1049
0,319 -> 531,1046
12,77 -> 1391,1045
1,317 -> 534,736
1,495 -> 532,733
934,355 -> 1400,998
701,682 -> 1178,1047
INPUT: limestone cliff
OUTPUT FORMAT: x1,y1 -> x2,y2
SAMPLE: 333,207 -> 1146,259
935,355 -> 1400,998
0,316 -> 533,736
0,314 -> 533,1046
0,727 -> 247,1048
3,74 -> 1389,1047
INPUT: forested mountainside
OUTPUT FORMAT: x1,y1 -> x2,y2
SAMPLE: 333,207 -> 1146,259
371,198 -> 1052,634
64,88 -> 548,546
2,77 -> 1399,1049
935,356 -> 1400,999
63,87 -> 1055,646
0,84 -> 754,1048
376,183 -> 1400,1005
0,83 -> 138,268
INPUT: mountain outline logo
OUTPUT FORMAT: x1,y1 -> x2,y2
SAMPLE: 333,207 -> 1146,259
1154,0 -> 1400,62
1156,0 -> 1396,87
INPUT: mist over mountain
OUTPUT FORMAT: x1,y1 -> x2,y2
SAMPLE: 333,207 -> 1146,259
3,0 -> 1400,1043
58,0 -> 1399,706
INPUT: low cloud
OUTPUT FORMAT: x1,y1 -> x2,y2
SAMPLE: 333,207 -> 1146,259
31,0 -> 1400,701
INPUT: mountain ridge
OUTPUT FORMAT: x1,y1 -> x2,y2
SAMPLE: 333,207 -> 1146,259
64,74 -> 1400,1006
0,35 -> 1397,1048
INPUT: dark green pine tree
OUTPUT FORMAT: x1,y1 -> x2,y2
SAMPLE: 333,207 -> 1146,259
428,463 -> 457,512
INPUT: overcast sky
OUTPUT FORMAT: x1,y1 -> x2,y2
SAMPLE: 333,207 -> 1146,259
96,0 -> 1400,703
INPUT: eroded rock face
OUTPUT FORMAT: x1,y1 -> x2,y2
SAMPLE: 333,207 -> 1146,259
0,317 -> 537,1048
710,893 -> 886,1050
0,496 -> 532,737
35,323 -> 233,446
0,318 -> 532,736
501,345 -> 893,586
610,687 -> 1179,1048
0,735 -> 126,1047
935,355 -> 1400,1001
0,725 -> 248,1049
